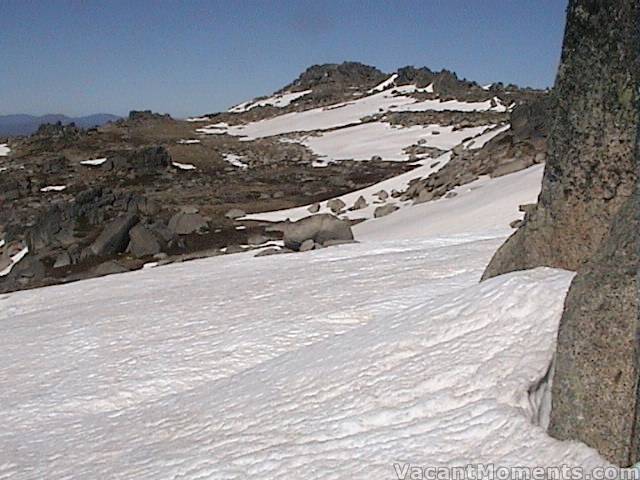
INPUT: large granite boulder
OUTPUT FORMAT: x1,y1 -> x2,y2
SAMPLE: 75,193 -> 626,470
270,214 -> 354,251
482,0 -> 639,466
549,195 -> 639,465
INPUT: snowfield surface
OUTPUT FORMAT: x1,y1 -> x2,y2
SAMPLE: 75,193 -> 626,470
0,162 -> 609,478
223,153 -> 249,169
202,88 -> 507,140
301,122 -> 493,162
39,185 -> 67,192
0,144 -> 10,156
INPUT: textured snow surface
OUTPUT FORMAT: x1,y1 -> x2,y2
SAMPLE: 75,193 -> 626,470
301,123 -> 492,162
0,144 -> 10,156
0,162 -> 607,478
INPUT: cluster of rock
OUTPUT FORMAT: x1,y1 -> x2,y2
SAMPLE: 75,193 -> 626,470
398,97 -> 549,204
483,0 -> 638,466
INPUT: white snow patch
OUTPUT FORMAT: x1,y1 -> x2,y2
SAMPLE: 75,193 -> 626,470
301,123 -> 492,162
0,144 -> 10,156
79,157 -> 107,166
229,89 -> 312,113
172,161 -> 196,171
40,185 -> 67,192
223,153 -> 249,169
177,139 -> 201,145
464,124 -> 510,150
185,116 -> 211,122
196,122 -> 229,135
367,73 -> 398,93
0,246 -> 29,277
425,82 -> 434,93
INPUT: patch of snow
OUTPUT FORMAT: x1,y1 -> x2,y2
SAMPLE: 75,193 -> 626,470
185,116 -> 211,122
367,73 -> 398,93
79,157 -> 107,166
425,82 -> 434,93
40,185 -> 67,192
196,122 -> 229,135
229,90 -> 312,113
464,124 -> 510,150
172,162 -> 196,171
0,246 -> 29,277
223,153 -> 249,169
177,139 -> 201,145
482,83 -> 493,91
0,239 -> 4,249
301,123 -> 492,162
0,144 -> 10,156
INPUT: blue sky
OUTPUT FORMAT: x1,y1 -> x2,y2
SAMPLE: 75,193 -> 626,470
0,0 -> 568,118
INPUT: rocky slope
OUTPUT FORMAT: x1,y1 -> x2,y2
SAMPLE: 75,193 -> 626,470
1,62 -> 546,293
482,0 -> 639,466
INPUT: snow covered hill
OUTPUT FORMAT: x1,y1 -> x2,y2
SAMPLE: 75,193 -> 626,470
0,163 -> 609,479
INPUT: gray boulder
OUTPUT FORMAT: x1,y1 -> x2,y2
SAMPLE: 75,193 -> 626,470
299,239 -> 315,252
225,208 -> 246,220
53,251 -> 72,269
273,214 -> 354,251
307,203 -> 320,213
326,198 -> 346,214
168,212 -> 207,235
93,260 -> 130,277
374,204 -> 399,218
351,195 -> 368,210
127,225 -> 163,258
89,213 -> 139,257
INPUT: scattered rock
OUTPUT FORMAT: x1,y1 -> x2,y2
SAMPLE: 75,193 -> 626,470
327,198 -> 346,214
375,190 -> 389,201
127,224 -> 163,258
509,219 -> 523,229
247,233 -> 269,246
308,203 -> 320,213
299,239 -> 315,252
374,204 -> 399,218
93,260 -> 130,277
168,212 -> 208,235
225,245 -> 245,254
351,195 -> 368,210
53,251 -> 72,268
224,208 -> 246,220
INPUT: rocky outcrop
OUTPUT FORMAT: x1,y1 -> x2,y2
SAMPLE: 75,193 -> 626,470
88,213 -> 139,257
482,0 -> 639,466
482,0 -> 638,278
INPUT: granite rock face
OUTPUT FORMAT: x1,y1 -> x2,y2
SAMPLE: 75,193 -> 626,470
482,0 -> 639,466
482,0 -> 638,278
549,195 -> 639,466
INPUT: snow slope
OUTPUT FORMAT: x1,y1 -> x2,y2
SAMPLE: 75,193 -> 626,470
0,162 -> 610,479
301,122 -> 492,162
202,88 -> 506,140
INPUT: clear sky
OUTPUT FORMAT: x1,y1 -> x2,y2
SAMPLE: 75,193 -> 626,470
0,0 -> 568,118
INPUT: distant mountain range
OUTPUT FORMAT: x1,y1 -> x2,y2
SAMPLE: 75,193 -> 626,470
0,113 -> 120,136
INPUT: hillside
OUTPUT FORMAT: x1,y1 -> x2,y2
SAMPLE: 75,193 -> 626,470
0,62 -> 547,294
